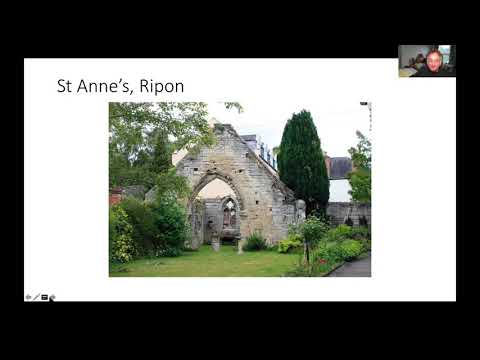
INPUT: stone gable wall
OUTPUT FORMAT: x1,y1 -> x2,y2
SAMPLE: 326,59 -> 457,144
177,124 -> 305,246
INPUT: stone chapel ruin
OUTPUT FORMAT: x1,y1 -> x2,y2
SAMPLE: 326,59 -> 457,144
141,121 -> 371,251
170,123 -> 306,250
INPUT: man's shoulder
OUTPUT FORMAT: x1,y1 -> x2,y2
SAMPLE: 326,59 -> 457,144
412,67 -> 454,77
412,67 -> 430,77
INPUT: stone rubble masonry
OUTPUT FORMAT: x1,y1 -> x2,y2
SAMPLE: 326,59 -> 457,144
187,198 -> 206,250
326,202 -> 371,227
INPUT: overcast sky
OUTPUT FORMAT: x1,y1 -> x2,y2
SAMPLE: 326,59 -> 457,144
208,100 -> 371,158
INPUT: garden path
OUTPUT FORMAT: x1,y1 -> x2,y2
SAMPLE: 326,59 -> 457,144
327,252 -> 371,277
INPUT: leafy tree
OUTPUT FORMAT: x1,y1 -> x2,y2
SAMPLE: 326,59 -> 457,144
109,102 -> 244,259
223,102 -> 244,113
115,194 -> 190,258
119,196 -> 157,254
348,131 -> 371,203
301,216 -> 330,266
109,102 -> 215,189
277,110 -> 330,215
109,205 -> 137,263
150,196 -> 190,253
109,102 -> 242,190
154,166 -> 191,202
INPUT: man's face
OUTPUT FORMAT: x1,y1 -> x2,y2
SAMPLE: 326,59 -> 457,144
426,52 -> 442,72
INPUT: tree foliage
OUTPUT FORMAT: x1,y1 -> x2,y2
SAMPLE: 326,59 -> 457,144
118,196 -> 157,254
109,205 -> 137,263
109,102 -> 244,261
223,102 -> 244,113
348,131 -> 371,203
154,166 -> 191,202
113,195 -> 190,259
150,196 -> 190,253
109,102 -> 215,188
109,102 -> 244,191
277,110 -> 330,215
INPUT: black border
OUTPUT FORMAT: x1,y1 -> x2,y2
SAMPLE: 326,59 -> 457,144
17,57 -> 24,304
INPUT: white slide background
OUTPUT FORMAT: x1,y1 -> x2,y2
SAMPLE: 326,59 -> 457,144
24,59 -> 456,301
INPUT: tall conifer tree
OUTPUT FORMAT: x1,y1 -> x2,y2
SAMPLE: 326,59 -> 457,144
277,110 -> 329,215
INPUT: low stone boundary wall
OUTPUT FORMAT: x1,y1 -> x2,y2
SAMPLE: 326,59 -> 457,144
326,202 -> 371,227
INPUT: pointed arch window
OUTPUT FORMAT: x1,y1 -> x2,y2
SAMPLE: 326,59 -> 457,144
223,199 -> 237,228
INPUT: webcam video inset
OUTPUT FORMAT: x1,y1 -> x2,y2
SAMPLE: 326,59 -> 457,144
398,45 -> 456,78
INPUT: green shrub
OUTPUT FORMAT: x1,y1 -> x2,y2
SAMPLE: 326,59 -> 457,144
312,244 -> 341,264
338,240 -> 364,261
120,197 -> 157,255
109,205 -> 137,263
358,237 -> 371,251
310,210 -> 331,226
301,216 -> 329,247
243,232 -> 267,251
278,234 -> 303,253
324,224 -> 353,243
150,197 -> 190,254
285,252 -> 332,277
350,226 -> 371,240
287,222 -> 301,238
310,258 -> 334,275
287,239 -> 366,276
312,240 -> 364,263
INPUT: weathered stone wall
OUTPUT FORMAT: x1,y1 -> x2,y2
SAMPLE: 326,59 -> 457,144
327,202 -> 371,227
188,198 -> 205,249
177,124 -> 304,246
203,198 -> 221,244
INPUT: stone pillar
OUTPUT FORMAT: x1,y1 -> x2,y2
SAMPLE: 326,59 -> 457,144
233,235 -> 241,251
237,237 -> 245,254
211,231 -> 220,252
239,210 -> 249,250
296,199 -> 306,224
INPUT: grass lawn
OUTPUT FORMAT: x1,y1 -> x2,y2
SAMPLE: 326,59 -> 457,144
109,244 -> 300,277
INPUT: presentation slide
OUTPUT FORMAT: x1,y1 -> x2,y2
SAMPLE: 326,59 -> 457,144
22,47 -> 458,302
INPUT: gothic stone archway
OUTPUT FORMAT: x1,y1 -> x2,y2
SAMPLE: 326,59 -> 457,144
190,169 -> 245,212
200,193 -> 241,246
177,123 -> 305,249
189,171 -> 244,247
